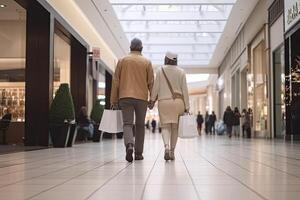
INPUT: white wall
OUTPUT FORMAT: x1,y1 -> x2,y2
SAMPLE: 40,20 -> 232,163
0,21 -> 26,59
46,0 -> 120,71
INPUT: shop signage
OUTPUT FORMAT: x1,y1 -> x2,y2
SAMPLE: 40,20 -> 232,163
285,0 -> 300,32
92,47 -> 101,60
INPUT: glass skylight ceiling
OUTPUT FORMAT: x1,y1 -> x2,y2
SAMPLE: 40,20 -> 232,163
110,0 -> 236,66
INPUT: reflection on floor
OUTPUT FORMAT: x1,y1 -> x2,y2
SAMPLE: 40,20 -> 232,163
0,134 -> 300,200
0,145 -> 47,155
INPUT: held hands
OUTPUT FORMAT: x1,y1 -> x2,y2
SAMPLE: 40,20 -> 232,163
148,100 -> 155,110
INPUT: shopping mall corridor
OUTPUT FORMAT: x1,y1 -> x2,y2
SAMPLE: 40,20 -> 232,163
1,134 -> 300,200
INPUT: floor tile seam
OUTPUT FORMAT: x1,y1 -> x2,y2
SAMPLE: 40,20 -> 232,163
201,138 -> 300,175
0,153 -> 99,176
217,149 -> 300,179
84,139 -> 158,200
139,147 -> 163,200
83,162 -> 133,200
243,145 -> 300,162
0,151 -> 121,179
179,151 -> 203,200
0,149 -> 98,170
196,151 -> 269,200
0,144 -> 125,175
0,149 -> 123,190
231,145 -> 300,167
0,149 -> 84,165
208,144 -> 300,178
195,145 -> 253,174
25,154 -> 129,200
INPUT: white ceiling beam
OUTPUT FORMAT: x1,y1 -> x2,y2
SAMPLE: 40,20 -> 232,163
145,45 -> 215,52
144,53 -> 212,59
122,24 -> 225,33
143,50 -> 214,54
126,34 -> 221,41
110,0 -> 235,6
125,31 -> 223,33
115,11 -> 229,21
144,42 -> 217,45
152,60 -> 210,65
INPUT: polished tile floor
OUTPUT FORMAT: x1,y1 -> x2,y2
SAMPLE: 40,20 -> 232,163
1,134 -> 300,200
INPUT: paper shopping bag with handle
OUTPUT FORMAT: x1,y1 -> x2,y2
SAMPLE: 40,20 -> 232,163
99,109 -> 123,133
178,114 -> 198,138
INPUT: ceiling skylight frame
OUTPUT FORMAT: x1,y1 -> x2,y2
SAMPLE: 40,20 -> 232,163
109,0 -> 236,66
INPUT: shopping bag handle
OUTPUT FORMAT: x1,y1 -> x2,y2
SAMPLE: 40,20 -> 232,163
110,104 -> 119,110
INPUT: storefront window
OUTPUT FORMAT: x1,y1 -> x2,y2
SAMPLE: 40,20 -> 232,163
0,1 -> 26,121
274,45 -> 285,137
253,42 -> 268,133
53,33 -> 71,96
97,73 -> 105,105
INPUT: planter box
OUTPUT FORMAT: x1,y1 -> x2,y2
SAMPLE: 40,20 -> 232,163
50,123 -> 70,148
67,123 -> 77,147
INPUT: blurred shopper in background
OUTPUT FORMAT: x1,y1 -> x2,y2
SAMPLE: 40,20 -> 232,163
196,111 -> 204,135
149,52 -> 189,161
151,118 -> 157,133
242,109 -> 251,138
233,107 -> 241,137
209,111 -> 217,134
111,38 -> 154,162
223,106 -> 235,138
205,111 -> 210,134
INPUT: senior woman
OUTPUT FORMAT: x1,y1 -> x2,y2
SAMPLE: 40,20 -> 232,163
149,52 -> 189,161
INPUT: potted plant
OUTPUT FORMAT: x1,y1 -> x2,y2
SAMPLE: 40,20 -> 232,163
90,99 -> 104,142
49,83 -> 75,147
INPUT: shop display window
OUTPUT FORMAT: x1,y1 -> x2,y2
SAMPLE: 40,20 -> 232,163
253,42 -> 268,132
0,1 -> 26,121
53,33 -> 71,96
274,45 -> 286,137
97,73 -> 106,105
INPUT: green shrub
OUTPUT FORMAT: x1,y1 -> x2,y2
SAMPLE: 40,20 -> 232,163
49,83 -> 75,126
90,99 -> 105,124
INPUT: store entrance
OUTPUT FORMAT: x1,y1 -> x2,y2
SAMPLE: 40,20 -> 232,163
273,45 -> 285,138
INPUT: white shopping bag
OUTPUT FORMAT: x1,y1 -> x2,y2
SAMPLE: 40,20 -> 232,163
178,114 -> 198,138
99,109 -> 123,133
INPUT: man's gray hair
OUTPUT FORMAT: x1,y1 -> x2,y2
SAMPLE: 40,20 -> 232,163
130,38 -> 143,51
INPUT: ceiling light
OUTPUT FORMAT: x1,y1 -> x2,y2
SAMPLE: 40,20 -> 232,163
0,4 -> 6,8
186,74 -> 209,83
98,82 -> 105,88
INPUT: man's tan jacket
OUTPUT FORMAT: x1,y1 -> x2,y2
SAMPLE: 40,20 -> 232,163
110,51 -> 154,104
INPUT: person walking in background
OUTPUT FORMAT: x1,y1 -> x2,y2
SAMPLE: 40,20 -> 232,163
242,109 -> 251,138
196,111 -> 204,135
151,119 -> 157,133
145,120 -> 150,130
223,106 -> 234,138
209,111 -> 217,134
111,38 -> 154,162
149,52 -> 189,161
233,107 -> 241,137
205,111 -> 209,134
